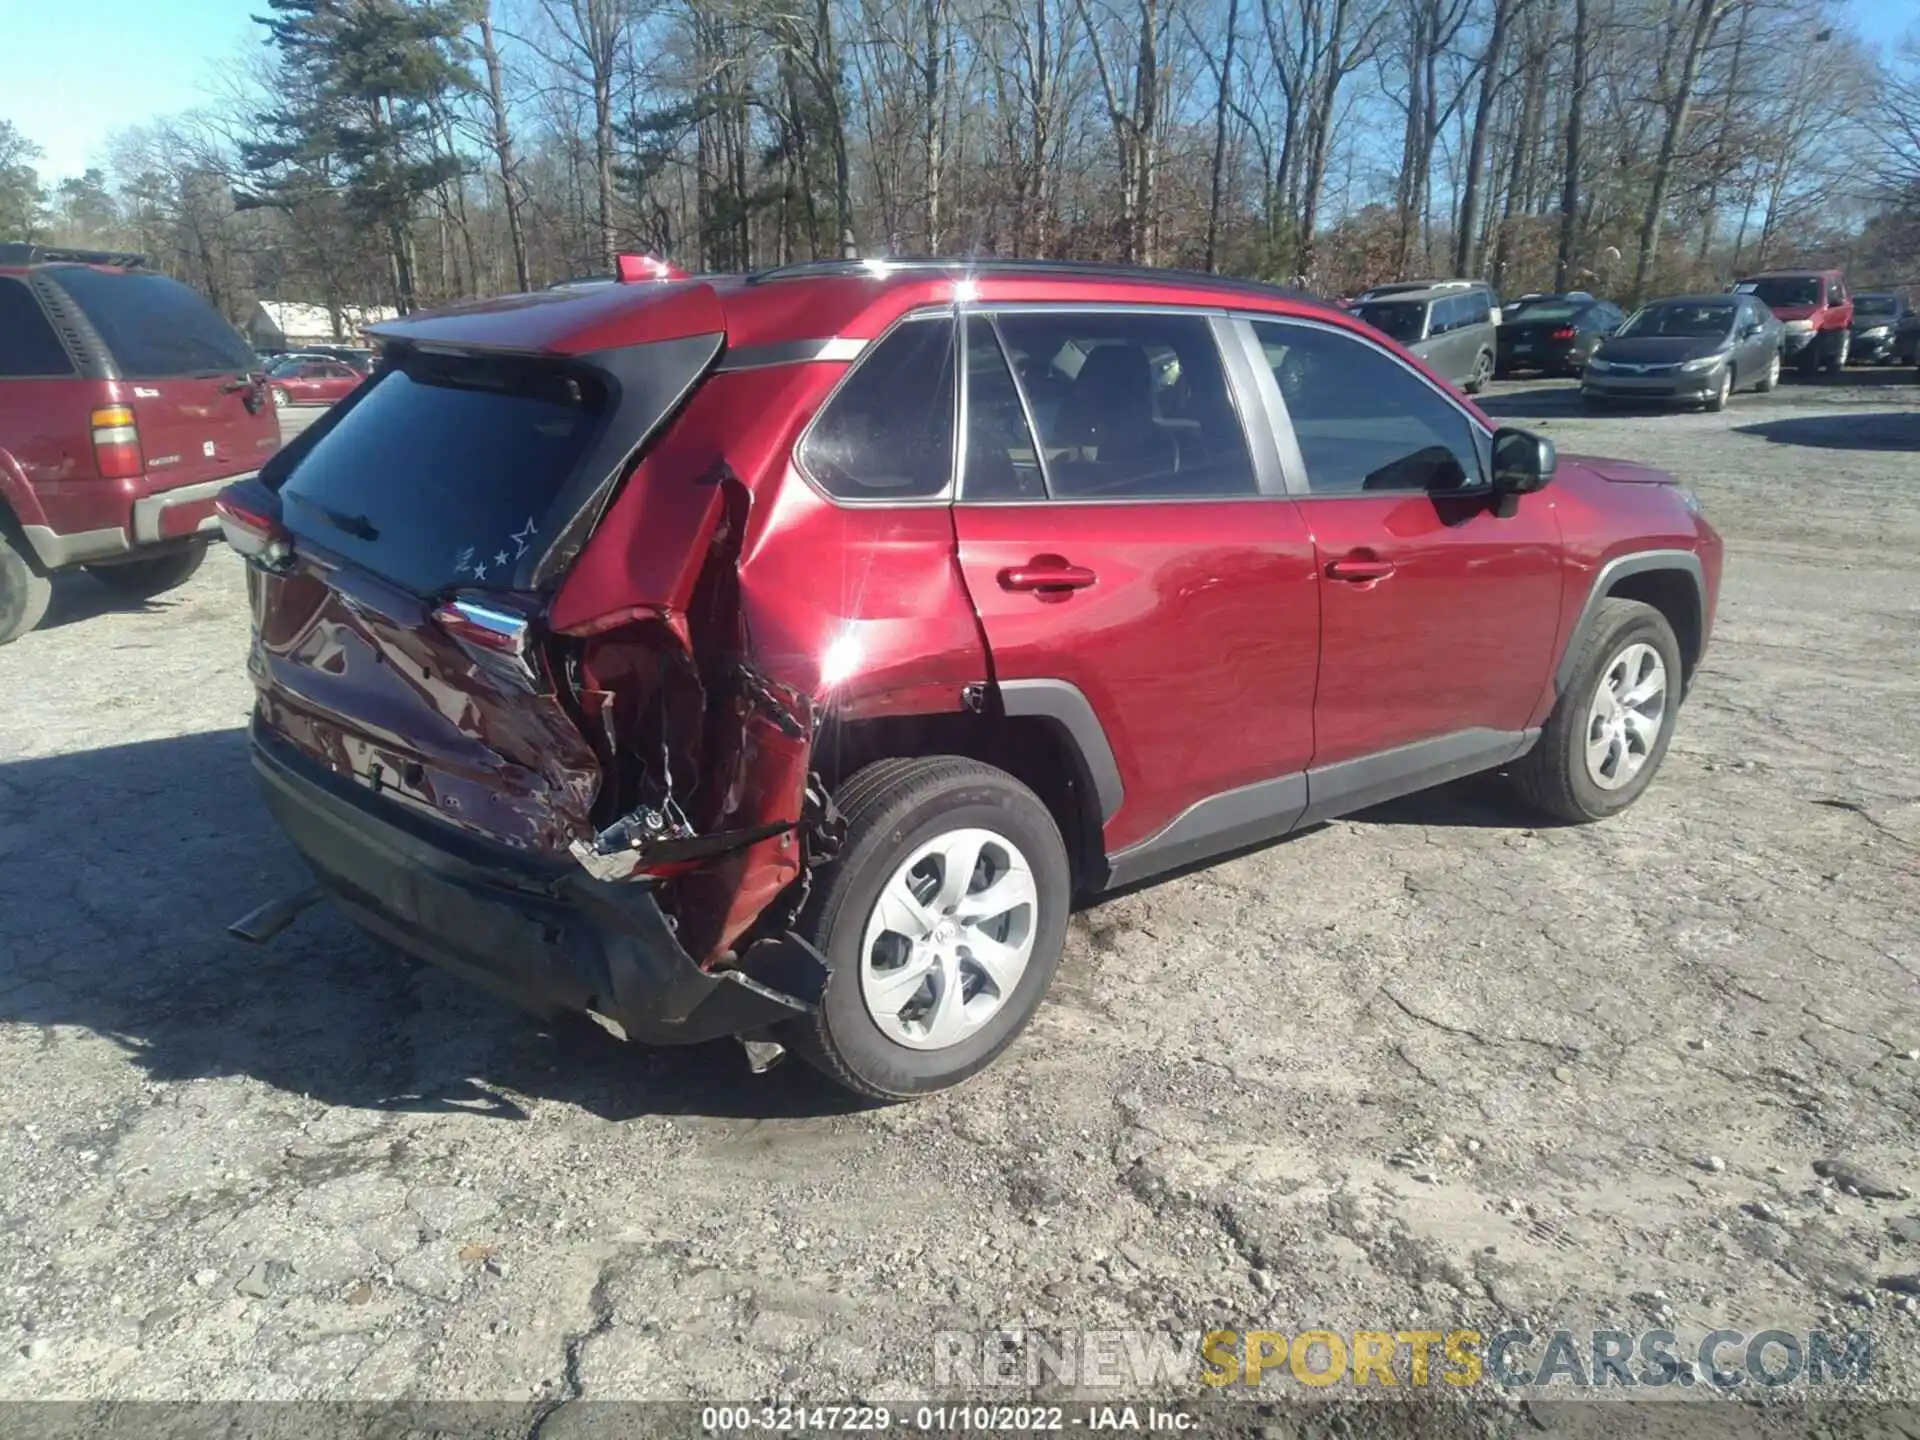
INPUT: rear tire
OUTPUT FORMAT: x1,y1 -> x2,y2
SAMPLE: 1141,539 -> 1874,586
273,386 -> 292,407
1510,598 -> 1683,824
0,526 -> 52,645
1464,350 -> 1494,394
782,757 -> 1070,1101
86,540 -> 208,600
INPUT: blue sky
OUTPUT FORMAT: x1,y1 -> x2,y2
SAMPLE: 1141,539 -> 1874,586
1,0 -> 1914,184
2,0 -> 264,181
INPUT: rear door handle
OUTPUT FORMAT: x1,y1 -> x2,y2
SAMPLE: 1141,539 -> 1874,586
1326,555 -> 1396,583
999,562 -> 1098,593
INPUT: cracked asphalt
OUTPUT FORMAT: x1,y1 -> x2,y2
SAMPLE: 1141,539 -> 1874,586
1,376 -> 1918,1431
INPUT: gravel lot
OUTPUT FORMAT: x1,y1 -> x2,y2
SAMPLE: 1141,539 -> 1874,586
2,378 -> 1918,1428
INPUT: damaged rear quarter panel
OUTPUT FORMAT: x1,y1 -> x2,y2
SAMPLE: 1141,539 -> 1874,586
249,562 -> 602,856
548,362 -> 989,960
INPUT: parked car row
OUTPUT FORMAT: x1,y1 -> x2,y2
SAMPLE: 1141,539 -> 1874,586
1341,265 -> 1917,411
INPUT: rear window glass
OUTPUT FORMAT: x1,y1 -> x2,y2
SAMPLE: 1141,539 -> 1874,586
1353,302 -> 1426,344
276,357 -> 604,595
46,266 -> 255,377
1736,277 -> 1821,308
1855,296 -> 1898,316
0,278 -> 75,377
1511,302 -> 1585,323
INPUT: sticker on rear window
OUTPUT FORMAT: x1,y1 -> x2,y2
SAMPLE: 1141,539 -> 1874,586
511,517 -> 538,557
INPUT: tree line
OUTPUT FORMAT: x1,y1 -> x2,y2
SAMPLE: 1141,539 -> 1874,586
0,0 -> 1914,335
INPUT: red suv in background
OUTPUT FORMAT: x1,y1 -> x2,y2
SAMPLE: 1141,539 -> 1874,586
1735,269 -> 1852,374
223,258 -> 1722,1099
0,245 -> 280,643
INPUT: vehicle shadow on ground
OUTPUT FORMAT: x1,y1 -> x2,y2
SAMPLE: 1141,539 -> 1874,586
37,571 -> 181,634
1733,412 -> 1920,451
0,728 -> 869,1124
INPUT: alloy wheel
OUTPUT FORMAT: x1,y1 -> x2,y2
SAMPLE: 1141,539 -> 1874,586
859,827 -> 1038,1051
1766,351 -> 1781,388
1585,642 -> 1668,791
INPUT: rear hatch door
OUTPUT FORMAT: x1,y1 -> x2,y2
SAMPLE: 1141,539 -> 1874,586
245,316 -> 723,860
42,264 -> 279,484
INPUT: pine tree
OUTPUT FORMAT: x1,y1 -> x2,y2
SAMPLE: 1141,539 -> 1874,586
241,0 -> 475,311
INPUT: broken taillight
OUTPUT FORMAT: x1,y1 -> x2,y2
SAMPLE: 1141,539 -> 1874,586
216,491 -> 293,569
431,598 -> 527,653
90,405 -> 144,479
432,598 -> 548,689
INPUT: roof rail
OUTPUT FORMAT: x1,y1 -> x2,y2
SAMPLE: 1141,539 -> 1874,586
0,242 -> 148,268
743,255 -> 1323,306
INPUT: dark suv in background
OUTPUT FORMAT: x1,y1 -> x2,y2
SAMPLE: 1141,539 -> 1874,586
223,256 -> 1721,1100
1849,292 -> 1912,365
0,244 -> 279,643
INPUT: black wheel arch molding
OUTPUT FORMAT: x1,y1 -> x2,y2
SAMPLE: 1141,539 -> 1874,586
1553,548 -> 1708,698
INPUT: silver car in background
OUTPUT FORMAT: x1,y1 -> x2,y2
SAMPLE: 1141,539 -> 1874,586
1350,283 -> 1501,393
1581,294 -> 1783,411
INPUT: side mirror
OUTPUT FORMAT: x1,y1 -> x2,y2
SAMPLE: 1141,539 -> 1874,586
1491,426 -> 1555,500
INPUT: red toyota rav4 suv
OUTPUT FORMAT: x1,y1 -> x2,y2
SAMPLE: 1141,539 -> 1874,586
0,245 -> 280,643
222,258 -> 1722,1099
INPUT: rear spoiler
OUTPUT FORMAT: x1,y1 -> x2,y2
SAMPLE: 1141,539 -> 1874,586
0,242 -> 148,268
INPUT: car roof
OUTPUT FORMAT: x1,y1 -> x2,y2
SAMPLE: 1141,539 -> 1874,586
0,243 -> 149,271
370,257 -> 1348,359
1357,285 -> 1482,306
1647,294 -> 1746,306
1739,269 -> 1840,279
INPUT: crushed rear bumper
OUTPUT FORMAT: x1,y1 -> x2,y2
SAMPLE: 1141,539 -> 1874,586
249,721 -> 819,1045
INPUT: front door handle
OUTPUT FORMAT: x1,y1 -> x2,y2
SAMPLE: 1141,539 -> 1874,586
1000,561 -> 1098,593
1326,555 -> 1396,583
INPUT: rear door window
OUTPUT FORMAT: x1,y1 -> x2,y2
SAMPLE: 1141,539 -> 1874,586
275,355 -> 605,595
44,266 -> 255,377
0,278 -> 75,377
987,309 -> 1257,500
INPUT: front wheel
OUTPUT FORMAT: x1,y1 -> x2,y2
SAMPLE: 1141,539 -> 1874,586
1704,366 -> 1734,412
782,757 -> 1071,1100
273,386 -> 293,408
1754,348 -> 1782,392
1821,331 -> 1850,374
86,540 -> 208,599
1510,598 -> 1683,823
